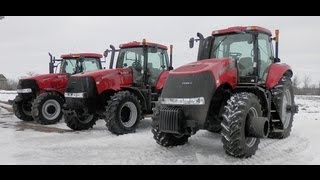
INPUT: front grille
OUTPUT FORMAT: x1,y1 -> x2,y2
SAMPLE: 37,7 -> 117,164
66,76 -> 97,97
159,106 -> 184,134
65,76 -> 98,111
17,79 -> 38,98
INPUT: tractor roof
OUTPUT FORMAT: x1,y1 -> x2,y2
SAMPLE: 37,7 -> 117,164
120,41 -> 168,50
61,53 -> 103,59
212,26 -> 272,36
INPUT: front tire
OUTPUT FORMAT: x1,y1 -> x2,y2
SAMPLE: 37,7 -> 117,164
221,92 -> 262,158
64,111 -> 97,131
12,95 -> 34,121
151,104 -> 190,147
31,92 -> 64,125
105,91 -> 142,135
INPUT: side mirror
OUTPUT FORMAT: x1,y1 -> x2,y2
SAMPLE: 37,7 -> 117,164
274,57 -> 281,63
189,37 -> 195,48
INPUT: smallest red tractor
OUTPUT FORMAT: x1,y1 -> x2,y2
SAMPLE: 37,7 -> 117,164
13,53 -> 103,125
152,26 -> 298,158
63,40 -> 173,135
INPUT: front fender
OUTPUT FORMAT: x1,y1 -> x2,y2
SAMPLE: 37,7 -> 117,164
266,63 -> 292,89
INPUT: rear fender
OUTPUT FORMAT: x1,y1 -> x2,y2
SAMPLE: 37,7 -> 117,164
155,71 -> 170,91
266,64 -> 292,89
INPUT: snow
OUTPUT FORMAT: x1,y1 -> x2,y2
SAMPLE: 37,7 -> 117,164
0,95 -> 319,164
0,90 -> 17,102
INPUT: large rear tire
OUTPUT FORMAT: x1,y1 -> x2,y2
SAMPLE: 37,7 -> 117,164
269,76 -> 295,139
105,91 -> 142,135
221,92 -> 261,158
12,95 -> 34,121
31,92 -> 64,125
65,111 -> 97,131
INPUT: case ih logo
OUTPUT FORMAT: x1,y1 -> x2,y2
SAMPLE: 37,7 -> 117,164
182,82 -> 193,85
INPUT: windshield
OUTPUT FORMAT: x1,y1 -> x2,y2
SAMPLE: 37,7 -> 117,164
211,33 -> 254,60
60,58 -> 101,74
116,47 -> 144,69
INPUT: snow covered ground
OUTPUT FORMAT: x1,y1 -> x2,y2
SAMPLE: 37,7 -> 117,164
0,90 -> 16,102
0,91 -> 319,165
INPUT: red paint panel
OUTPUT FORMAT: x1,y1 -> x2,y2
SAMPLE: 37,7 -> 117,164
265,63 -> 292,89
61,53 -> 102,59
212,26 -> 272,36
171,58 -> 237,88
155,71 -> 169,91
120,41 -> 168,50
23,73 -> 69,94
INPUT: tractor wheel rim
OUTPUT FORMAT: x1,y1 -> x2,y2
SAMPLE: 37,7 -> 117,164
22,101 -> 32,116
282,89 -> 292,129
120,102 -> 138,128
42,99 -> 61,121
246,107 -> 258,148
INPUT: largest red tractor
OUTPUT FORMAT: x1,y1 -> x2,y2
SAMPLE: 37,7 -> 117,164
152,26 -> 298,158
63,40 -> 173,135
13,53 -> 103,125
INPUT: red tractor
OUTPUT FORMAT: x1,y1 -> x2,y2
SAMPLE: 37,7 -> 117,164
152,26 -> 298,158
63,40 -> 173,135
13,53 -> 103,125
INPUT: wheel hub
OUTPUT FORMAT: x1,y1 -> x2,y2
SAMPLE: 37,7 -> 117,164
281,89 -> 292,129
245,107 -> 258,147
120,102 -> 137,128
42,99 -> 61,121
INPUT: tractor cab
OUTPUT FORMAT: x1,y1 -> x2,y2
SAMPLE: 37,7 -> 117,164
105,40 -> 173,90
190,26 -> 277,85
49,53 -> 103,75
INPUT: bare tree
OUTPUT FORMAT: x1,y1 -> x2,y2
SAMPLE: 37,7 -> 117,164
303,75 -> 311,89
26,71 -> 38,77
292,75 -> 300,88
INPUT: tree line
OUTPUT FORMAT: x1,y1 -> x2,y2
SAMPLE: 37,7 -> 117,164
293,75 -> 320,95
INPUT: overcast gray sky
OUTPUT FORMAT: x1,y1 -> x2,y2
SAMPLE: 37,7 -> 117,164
0,16 -> 319,86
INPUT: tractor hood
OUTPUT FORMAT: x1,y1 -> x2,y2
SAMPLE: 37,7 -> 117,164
18,73 -> 69,94
21,73 -> 69,82
160,58 -> 237,126
67,68 -> 133,95
171,58 -> 234,78
170,58 -> 237,88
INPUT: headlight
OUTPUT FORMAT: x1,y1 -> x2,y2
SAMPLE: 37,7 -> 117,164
16,88 -> 32,93
64,92 -> 87,98
160,97 -> 205,105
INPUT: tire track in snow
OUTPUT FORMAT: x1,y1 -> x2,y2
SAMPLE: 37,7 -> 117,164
196,133 -> 309,164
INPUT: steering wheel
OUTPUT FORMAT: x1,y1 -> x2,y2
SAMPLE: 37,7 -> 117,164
132,61 -> 142,71
229,52 -> 242,60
